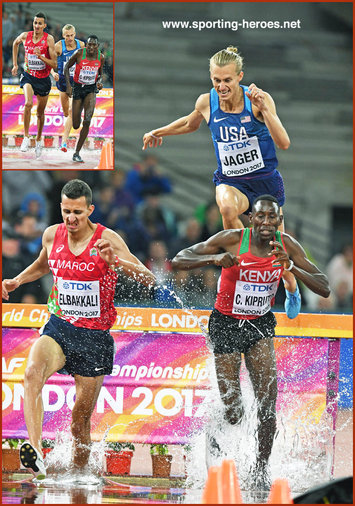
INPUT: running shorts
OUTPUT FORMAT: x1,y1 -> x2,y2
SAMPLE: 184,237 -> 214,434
72,81 -> 97,100
213,169 -> 285,214
40,314 -> 115,377
20,72 -> 51,96
208,308 -> 277,354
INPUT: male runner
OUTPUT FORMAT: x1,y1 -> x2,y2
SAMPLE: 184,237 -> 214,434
51,24 -> 85,152
172,194 -> 330,490
143,46 -> 301,319
2,179 -> 156,480
12,12 -> 57,158
64,35 -> 104,163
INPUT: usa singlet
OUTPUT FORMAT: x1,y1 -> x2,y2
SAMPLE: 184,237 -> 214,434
73,48 -> 101,85
208,85 -> 278,183
57,39 -> 81,77
47,223 -> 118,329
215,228 -> 285,320
24,31 -> 51,78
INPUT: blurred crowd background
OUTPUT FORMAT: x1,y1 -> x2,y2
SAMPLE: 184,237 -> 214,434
2,162 -> 352,313
2,2 -> 113,86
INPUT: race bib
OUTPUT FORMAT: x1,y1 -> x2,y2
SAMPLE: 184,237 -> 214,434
57,278 -> 100,318
218,136 -> 265,177
232,279 -> 278,317
27,53 -> 46,70
78,68 -> 96,85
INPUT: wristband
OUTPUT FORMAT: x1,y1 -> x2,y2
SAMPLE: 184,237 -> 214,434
110,255 -> 120,272
149,131 -> 159,139
284,259 -> 294,271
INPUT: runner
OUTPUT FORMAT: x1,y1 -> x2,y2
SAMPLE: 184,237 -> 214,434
64,35 -> 104,162
171,194 -> 330,490
12,12 -> 57,158
51,24 -> 85,152
142,46 -> 301,318
2,179 -> 156,480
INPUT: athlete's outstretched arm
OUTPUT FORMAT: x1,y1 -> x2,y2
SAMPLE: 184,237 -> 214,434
95,229 -> 156,287
11,32 -> 27,76
246,84 -> 290,150
2,226 -> 55,300
269,236 -> 330,297
142,93 -> 209,150
172,230 -> 241,270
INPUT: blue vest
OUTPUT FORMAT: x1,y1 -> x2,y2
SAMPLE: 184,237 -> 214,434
208,85 -> 278,182
57,39 -> 81,76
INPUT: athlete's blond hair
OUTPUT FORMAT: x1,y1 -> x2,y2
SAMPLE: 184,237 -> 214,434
62,24 -> 75,34
209,46 -> 244,74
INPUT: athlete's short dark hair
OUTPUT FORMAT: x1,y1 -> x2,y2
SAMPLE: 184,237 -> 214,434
34,12 -> 46,22
61,179 -> 92,206
87,35 -> 99,43
252,194 -> 280,212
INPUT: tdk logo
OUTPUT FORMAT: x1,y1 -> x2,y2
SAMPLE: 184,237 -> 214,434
63,282 -> 93,290
249,284 -> 274,292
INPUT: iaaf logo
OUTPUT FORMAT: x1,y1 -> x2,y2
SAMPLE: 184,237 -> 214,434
62,281 -> 93,290
2,357 -> 26,374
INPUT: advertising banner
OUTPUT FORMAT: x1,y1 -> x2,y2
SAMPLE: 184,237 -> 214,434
2,85 -> 113,138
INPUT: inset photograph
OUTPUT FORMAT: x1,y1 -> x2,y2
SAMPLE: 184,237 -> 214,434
2,2 -> 113,170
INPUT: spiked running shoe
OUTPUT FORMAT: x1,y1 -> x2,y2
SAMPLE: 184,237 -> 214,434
285,284 -> 301,319
20,442 -> 46,480
60,142 -> 67,152
72,152 -> 84,163
20,136 -> 30,152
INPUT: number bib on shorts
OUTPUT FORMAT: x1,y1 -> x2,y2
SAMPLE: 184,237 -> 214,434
57,278 -> 100,318
217,136 -> 265,177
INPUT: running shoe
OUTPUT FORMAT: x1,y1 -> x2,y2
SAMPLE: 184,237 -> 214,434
72,152 -> 84,163
20,442 -> 46,480
60,142 -> 67,152
35,140 -> 43,159
20,136 -> 30,152
285,284 -> 301,319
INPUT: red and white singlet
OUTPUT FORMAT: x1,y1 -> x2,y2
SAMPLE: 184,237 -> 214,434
24,31 -> 51,78
73,48 -> 101,85
47,223 -> 118,329
215,228 -> 285,320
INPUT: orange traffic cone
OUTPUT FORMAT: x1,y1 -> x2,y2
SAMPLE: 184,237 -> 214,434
221,460 -> 243,503
202,466 -> 224,504
96,142 -> 113,170
267,478 -> 293,504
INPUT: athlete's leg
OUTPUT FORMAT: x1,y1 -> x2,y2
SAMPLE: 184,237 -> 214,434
60,92 -> 73,144
24,335 -> 66,453
244,338 -> 277,467
23,84 -> 34,137
215,184 -> 249,229
74,92 -> 96,154
36,95 -> 49,141
214,351 -> 244,424
72,97 -> 84,130
71,374 -> 104,469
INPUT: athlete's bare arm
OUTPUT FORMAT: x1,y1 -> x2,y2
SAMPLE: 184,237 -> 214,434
34,34 -> 57,69
270,235 -> 330,297
96,54 -> 105,91
142,93 -> 209,150
11,32 -> 28,76
172,229 -> 242,270
64,50 -> 82,97
246,84 -> 290,150
95,229 -> 156,286
51,40 -> 63,80
2,226 -> 57,300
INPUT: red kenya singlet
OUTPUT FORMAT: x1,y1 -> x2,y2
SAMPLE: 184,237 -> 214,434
215,228 -> 285,320
24,31 -> 51,78
73,48 -> 101,85
47,223 -> 118,329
